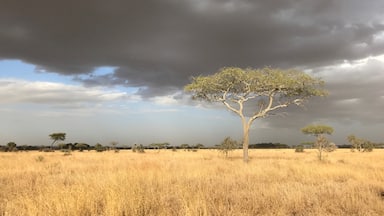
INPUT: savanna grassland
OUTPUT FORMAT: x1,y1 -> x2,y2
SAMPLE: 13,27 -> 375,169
1,149 -> 384,216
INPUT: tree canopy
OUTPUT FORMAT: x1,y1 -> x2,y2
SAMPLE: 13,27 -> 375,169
347,134 -> 374,152
301,125 -> 334,136
49,132 -> 66,147
185,67 -> 327,162
301,124 -> 334,160
185,67 -> 326,107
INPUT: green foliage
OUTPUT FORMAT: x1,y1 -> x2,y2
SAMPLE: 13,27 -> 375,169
347,135 -> 374,152
301,124 -> 334,160
295,145 -> 305,153
216,137 -> 239,158
94,143 -> 105,152
132,144 -> 145,153
185,67 -> 327,103
137,144 -> 145,153
185,67 -> 327,162
6,142 -> 17,152
301,125 -> 334,136
75,143 -> 89,152
49,132 -> 66,147
195,143 -> 205,149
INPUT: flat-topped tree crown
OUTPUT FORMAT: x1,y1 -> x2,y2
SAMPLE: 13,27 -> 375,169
185,67 -> 327,104
49,132 -> 66,148
301,125 -> 334,137
185,67 -> 327,162
301,124 -> 334,160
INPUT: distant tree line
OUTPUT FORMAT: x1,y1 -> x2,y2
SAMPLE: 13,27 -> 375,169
249,143 -> 290,149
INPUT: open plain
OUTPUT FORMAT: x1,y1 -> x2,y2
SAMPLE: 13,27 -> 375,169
1,149 -> 384,216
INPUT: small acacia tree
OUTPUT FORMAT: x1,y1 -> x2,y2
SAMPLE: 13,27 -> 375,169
301,124 -> 334,160
185,67 -> 327,162
6,142 -> 17,152
347,135 -> 374,152
216,137 -> 239,158
49,133 -> 66,149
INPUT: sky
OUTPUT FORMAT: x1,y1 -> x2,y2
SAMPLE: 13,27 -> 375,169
1,0 -> 384,147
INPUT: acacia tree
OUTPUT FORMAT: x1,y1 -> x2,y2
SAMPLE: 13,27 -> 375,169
6,142 -> 17,152
301,124 -> 334,160
347,135 -> 374,152
185,67 -> 327,162
216,137 -> 239,158
49,132 -> 66,149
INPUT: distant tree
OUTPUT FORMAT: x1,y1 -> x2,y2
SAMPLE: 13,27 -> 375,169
195,143 -> 205,149
110,141 -> 119,153
132,143 -> 145,153
216,137 -> 239,158
185,67 -> 327,162
49,133 -> 66,149
94,143 -> 105,152
6,142 -> 17,152
137,144 -> 145,153
75,143 -> 89,152
180,144 -> 190,151
301,124 -> 334,160
295,145 -> 305,153
132,144 -> 138,152
19,145 -> 27,151
347,135 -> 374,152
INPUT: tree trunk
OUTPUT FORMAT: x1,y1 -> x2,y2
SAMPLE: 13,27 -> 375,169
242,120 -> 250,163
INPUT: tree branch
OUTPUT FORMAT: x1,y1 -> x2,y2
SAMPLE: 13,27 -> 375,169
223,101 -> 241,116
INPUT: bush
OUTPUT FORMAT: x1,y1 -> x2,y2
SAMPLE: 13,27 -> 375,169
216,137 -> 238,158
325,142 -> 337,152
94,143 -> 105,152
137,144 -> 145,153
35,155 -> 45,162
295,145 -> 305,153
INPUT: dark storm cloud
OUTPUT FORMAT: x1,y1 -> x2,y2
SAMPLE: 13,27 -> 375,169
1,0 -> 384,97
259,57 -> 384,131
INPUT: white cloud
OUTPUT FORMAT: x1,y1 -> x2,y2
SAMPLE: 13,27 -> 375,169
0,79 -> 134,105
150,95 -> 179,106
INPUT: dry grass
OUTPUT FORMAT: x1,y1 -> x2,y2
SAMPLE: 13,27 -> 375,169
1,149 -> 384,216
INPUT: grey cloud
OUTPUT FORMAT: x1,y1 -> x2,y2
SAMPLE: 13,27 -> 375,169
0,79 -> 129,108
261,58 -> 384,130
1,0 -> 384,98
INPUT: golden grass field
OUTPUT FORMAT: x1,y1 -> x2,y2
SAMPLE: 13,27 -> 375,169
1,149 -> 384,216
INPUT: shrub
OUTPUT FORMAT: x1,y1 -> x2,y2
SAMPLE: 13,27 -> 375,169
94,143 -> 105,152
137,144 -> 145,153
35,155 -> 45,162
216,137 -> 239,158
295,145 -> 305,153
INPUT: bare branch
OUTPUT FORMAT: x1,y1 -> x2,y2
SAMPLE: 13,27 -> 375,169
223,101 -> 241,116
